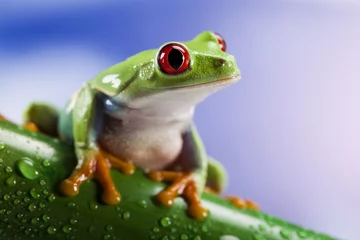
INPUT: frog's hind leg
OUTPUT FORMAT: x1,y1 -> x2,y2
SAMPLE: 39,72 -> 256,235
205,157 -> 260,211
23,102 -> 59,137
206,156 -> 228,194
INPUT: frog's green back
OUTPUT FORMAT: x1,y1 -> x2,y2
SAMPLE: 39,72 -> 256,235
89,49 -> 157,96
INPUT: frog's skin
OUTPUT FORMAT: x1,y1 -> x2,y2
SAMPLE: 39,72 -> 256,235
19,31 -> 258,220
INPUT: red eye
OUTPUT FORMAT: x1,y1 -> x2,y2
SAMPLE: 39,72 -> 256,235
157,43 -> 190,75
214,32 -> 226,52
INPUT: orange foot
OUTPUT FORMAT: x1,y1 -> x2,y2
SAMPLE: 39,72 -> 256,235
204,187 -> 260,211
0,114 -> 39,133
148,171 -> 208,220
23,122 -> 40,132
226,196 -> 260,211
59,148 -> 135,205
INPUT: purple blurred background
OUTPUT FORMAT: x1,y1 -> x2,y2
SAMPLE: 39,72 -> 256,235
0,0 -> 359,239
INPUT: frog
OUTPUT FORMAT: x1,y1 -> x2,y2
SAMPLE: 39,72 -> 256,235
1,31 -> 258,220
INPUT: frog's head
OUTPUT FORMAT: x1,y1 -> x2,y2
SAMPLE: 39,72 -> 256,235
90,31 -> 241,112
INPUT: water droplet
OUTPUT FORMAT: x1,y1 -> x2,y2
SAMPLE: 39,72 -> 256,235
42,214 -> 50,222
42,160 -> 51,167
39,202 -> 46,208
70,218 -> 77,224
0,142 -> 5,150
297,231 -> 308,238
265,215 -> 275,227
16,190 -> 23,196
88,225 -> 96,233
17,213 -> 23,219
152,227 -> 160,233
0,209 -> 5,214
103,234 -> 111,240
180,234 -> 188,240
0,158 -> 3,164
193,236 -> 201,240
5,166 -> 13,173
43,189 -> 49,195
106,225 -> 113,231
161,236 -> 169,240
47,226 -> 57,235
137,200 -> 147,208
3,194 -> 10,201
13,199 -> 20,205
31,217 -> 39,224
160,217 -> 171,227
67,202 -> 76,208
201,226 -> 208,232
17,158 -> 39,180
24,197 -> 30,203
30,188 -> 40,199
258,224 -> 266,232
122,211 -> 130,220
62,225 -> 72,233
48,194 -> 56,202
171,227 -> 177,233
280,229 -> 291,239
5,175 -> 17,186
24,228 -> 32,235
39,180 -> 46,186
90,202 -> 98,210
6,210 -> 11,215
28,203 -> 37,212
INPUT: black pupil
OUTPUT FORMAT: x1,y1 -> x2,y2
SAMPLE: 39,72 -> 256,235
168,48 -> 184,70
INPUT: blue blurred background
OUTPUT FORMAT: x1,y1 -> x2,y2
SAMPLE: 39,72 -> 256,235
1,0 -> 359,239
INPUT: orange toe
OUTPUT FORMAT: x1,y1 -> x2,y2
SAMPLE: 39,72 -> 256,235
227,196 -> 260,211
148,171 -> 208,220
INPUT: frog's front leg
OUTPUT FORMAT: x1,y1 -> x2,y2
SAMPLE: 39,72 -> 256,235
60,146 -> 134,205
148,124 -> 209,220
58,84 -> 135,205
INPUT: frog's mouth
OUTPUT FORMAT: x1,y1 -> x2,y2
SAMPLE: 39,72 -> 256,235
159,73 -> 241,91
187,73 -> 240,89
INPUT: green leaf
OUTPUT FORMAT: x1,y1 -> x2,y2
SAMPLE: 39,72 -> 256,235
0,120 -> 336,240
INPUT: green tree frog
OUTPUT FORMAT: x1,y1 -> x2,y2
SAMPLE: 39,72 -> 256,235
1,31 -> 258,220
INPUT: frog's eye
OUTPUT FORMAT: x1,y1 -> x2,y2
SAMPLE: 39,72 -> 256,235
157,43 -> 190,75
214,32 -> 226,52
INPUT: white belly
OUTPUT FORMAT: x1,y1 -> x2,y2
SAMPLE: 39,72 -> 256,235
98,115 -> 189,170
98,85 -> 210,170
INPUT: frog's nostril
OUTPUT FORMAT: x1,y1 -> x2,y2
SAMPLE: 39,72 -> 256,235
218,59 -> 226,66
